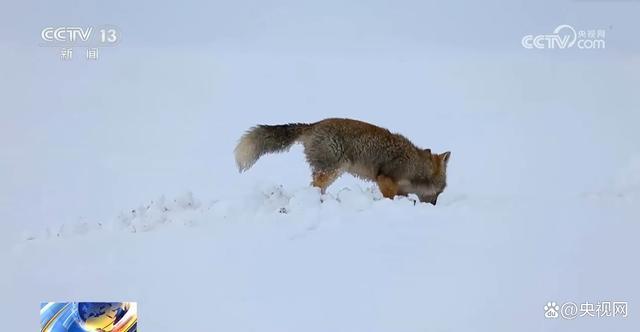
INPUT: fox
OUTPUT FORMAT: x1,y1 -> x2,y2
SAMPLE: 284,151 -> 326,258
234,118 -> 451,205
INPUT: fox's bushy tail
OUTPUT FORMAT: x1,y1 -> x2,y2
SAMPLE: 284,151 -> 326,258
234,123 -> 312,172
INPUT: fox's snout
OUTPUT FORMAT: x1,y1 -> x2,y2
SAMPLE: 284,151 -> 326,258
399,181 -> 443,206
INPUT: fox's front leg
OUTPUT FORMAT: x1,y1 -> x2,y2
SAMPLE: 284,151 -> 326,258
312,169 -> 341,194
376,175 -> 399,199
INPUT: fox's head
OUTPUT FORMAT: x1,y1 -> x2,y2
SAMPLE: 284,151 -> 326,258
398,150 -> 451,205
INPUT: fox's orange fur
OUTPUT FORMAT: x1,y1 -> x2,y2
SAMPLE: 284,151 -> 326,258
235,118 -> 451,205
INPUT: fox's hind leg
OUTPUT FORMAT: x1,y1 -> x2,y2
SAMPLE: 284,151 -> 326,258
376,175 -> 399,199
303,134 -> 344,194
311,169 -> 341,194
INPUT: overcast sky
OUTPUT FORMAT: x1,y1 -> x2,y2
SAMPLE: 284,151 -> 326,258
1,0 -> 639,54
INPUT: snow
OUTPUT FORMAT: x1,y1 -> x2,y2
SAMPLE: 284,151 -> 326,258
3,51 -> 640,329
2,51 -> 639,329
5,184 -> 640,331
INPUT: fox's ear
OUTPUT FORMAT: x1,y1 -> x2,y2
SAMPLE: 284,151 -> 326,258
424,148 -> 432,155
441,151 -> 451,165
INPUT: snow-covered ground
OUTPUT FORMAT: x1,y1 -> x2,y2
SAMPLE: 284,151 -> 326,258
3,53 -> 640,330
5,184 -> 640,331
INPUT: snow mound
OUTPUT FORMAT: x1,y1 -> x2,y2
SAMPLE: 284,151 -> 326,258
21,185 -> 437,241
